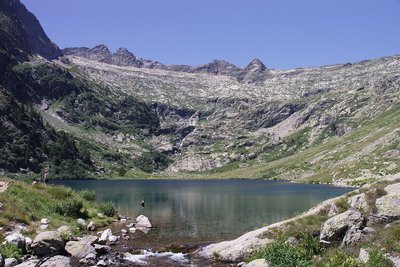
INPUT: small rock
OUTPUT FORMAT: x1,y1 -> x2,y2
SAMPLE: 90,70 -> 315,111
98,229 -> 112,245
4,233 -> 26,249
25,237 -> 32,250
85,253 -> 96,261
121,229 -> 127,234
31,231 -> 64,257
87,221 -> 96,231
120,218 -> 127,223
96,259 -> 107,267
77,218 -> 86,226
285,237 -> 299,246
40,218 -> 49,225
244,258 -> 269,267
128,227 -> 136,234
126,223 -> 134,228
135,215 -> 152,228
358,248 -> 369,263
108,235 -> 119,245
4,258 -> 18,267
348,193 -> 368,211
122,235 -> 130,241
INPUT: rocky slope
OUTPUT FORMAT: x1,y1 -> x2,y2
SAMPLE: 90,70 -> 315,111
199,173 -> 400,266
0,0 -> 399,184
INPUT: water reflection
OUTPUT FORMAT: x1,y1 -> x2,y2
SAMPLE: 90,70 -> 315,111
52,180 -> 352,245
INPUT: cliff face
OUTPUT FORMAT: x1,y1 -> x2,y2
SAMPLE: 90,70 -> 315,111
0,0 -> 62,60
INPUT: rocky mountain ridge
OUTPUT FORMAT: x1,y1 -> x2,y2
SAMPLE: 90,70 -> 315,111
63,45 -> 269,83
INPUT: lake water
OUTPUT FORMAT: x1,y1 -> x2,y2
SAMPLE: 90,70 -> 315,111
51,179 -> 352,248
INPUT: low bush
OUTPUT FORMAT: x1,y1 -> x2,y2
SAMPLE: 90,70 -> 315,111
320,251 -> 358,267
79,189 -> 96,201
98,202 -> 116,217
0,243 -> 22,259
53,197 -> 86,218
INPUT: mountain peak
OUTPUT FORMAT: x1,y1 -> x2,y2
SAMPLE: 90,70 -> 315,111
246,59 -> 267,71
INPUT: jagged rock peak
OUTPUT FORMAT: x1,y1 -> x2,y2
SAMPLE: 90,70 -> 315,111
246,59 -> 267,71
92,44 -> 111,53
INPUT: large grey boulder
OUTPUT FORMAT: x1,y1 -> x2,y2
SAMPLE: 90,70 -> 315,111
320,209 -> 365,242
376,183 -> 400,218
65,240 -> 96,261
41,256 -> 71,267
4,233 -> 25,250
4,258 -> 18,267
31,231 -> 64,257
57,226 -> 74,241
135,215 -> 152,228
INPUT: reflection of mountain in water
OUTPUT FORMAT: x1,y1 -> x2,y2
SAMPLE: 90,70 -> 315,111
52,180 -> 351,245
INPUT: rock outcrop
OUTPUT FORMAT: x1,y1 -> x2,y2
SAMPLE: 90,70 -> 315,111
31,231 -> 64,257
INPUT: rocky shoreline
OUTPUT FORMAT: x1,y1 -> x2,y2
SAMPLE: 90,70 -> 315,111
199,173 -> 400,266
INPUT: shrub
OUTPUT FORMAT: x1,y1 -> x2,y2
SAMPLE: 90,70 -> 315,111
53,198 -> 86,218
79,189 -> 96,201
98,202 -> 116,217
0,243 -> 22,259
365,248 -> 393,267
321,251 -> 358,267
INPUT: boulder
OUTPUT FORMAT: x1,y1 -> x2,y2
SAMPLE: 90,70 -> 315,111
24,237 -> 32,251
14,260 -> 39,267
4,233 -> 25,249
320,209 -> 365,242
4,258 -> 18,267
98,229 -> 112,245
41,256 -> 71,267
244,259 -> 269,267
135,215 -> 152,228
348,193 -> 368,211
94,244 -> 111,255
376,183 -> 400,218
40,218 -> 49,225
86,222 -> 96,232
31,231 -> 64,257
80,235 -> 98,245
65,238 -> 96,260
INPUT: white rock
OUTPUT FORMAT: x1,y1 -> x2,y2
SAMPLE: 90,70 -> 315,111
348,193 -> 368,211
4,258 -> 18,267
99,229 -> 112,244
86,221 -> 96,231
128,227 -> 136,234
77,218 -> 86,226
40,218 -> 49,225
126,223 -> 134,228
4,233 -> 26,249
39,224 -> 48,231
108,235 -> 119,245
85,253 -> 96,261
96,260 -> 107,267
244,259 -> 269,267
135,215 -> 152,228
120,218 -> 127,223
121,229 -> 127,234
358,248 -> 369,263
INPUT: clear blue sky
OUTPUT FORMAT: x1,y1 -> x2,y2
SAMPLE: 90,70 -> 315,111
22,0 -> 400,69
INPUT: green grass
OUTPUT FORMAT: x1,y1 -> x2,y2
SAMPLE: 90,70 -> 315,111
0,179 -> 115,235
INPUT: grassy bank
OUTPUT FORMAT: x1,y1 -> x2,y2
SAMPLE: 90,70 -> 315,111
0,177 -> 115,237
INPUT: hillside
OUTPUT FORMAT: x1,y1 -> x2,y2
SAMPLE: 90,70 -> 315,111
0,0 -> 399,185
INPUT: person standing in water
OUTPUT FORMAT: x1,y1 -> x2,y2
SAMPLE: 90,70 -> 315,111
43,167 -> 49,185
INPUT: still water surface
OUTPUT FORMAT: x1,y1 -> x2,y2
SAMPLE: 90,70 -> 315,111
51,179 -> 352,246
